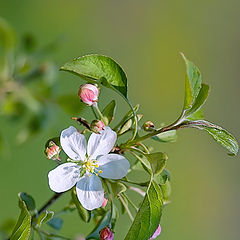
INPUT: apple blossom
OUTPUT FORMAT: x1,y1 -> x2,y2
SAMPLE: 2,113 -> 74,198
48,126 -> 130,210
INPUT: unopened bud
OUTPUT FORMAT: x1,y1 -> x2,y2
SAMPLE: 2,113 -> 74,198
78,84 -> 99,106
99,227 -> 114,240
90,120 -> 105,133
46,141 -> 61,161
149,224 -> 161,240
142,121 -> 155,131
101,198 -> 108,208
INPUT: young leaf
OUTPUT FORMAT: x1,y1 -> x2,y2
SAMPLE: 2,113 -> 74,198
10,194 -> 31,240
151,130 -> 177,143
118,119 -> 132,135
36,211 -> 54,227
185,83 -> 210,117
109,181 -> 127,197
184,120 -> 239,155
160,180 -> 171,204
102,100 -> 116,125
124,181 -> 163,240
86,211 -> 111,240
72,188 -> 91,223
60,54 -> 128,97
154,169 -> 171,185
145,152 -> 168,176
186,109 -> 204,121
181,53 -> 202,110
18,192 -> 36,211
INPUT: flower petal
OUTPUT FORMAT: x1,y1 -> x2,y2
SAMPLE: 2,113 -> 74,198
87,126 -> 117,159
97,154 -> 130,179
76,174 -> 104,210
60,126 -> 87,160
48,163 -> 80,192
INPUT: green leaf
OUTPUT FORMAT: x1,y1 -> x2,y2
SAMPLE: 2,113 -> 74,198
181,53 -> 202,110
57,94 -> 86,115
154,169 -> 171,185
110,203 -> 118,230
124,181 -> 163,240
60,54 -> 128,97
109,181 -> 127,197
72,188 -> 91,222
18,192 -> 36,211
145,152 -> 168,176
102,100 -> 116,125
86,211 -> 111,240
47,217 -> 63,230
0,17 -> 15,50
184,120 -> 239,156
10,194 -> 31,240
185,83 -> 210,117
152,130 -> 177,143
118,119 -> 132,135
160,180 -> 171,204
36,211 -> 54,227
186,109 -> 204,121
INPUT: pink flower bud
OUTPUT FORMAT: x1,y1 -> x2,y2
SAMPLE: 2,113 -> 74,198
46,141 -> 61,161
78,84 -> 99,106
149,224 -> 161,240
101,198 -> 108,208
99,227 -> 114,240
90,120 -> 105,133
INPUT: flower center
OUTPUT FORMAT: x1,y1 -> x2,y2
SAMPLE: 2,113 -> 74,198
82,158 -> 102,176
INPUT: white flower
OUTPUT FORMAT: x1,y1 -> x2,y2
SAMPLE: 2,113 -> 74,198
48,126 -> 130,210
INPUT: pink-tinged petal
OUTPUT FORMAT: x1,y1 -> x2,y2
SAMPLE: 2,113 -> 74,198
60,126 -> 86,161
149,224 -> 161,240
76,174 -> 104,210
98,154 -> 130,179
78,84 -> 99,106
87,127 -> 117,159
48,163 -> 80,193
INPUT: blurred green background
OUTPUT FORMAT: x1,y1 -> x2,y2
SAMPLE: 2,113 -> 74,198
0,0 -> 240,239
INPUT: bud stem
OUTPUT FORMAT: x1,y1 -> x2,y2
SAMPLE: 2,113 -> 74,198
93,104 -> 107,125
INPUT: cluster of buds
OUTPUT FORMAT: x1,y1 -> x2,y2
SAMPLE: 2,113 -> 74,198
46,141 -> 61,161
90,119 -> 105,134
78,83 -> 99,106
99,227 -> 114,240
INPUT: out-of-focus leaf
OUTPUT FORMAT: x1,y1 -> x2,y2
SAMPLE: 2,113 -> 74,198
109,182 -> 127,197
19,192 -> 36,211
145,152 -> 168,176
47,217 -> 63,230
102,100 -> 116,125
181,53 -> 202,110
152,130 -> 177,143
160,180 -> 171,204
184,120 -> 239,156
72,188 -> 91,223
0,17 -> 15,50
124,181 -> 162,240
86,211 -> 111,240
57,95 -> 86,115
60,54 -> 128,98
36,211 -> 54,227
154,169 -> 171,185
10,193 -> 31,240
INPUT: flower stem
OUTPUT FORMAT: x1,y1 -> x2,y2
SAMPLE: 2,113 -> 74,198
118,195 -> 134,222
93,104 -> 107,125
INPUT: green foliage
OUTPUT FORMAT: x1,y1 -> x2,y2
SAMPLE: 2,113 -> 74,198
72,188 -> 91,223
36,211 -> 54,227
145,152 -> 168,176
10,193 -> 31,240
47,217 -> 63,230
109,181 -> 127,197
124,181 -> 162,240
102,100 -> 116,125
60,54 -> 128,98
152,130 -> 177,143
18,192 -> 36,212
184,120 -> 239,156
